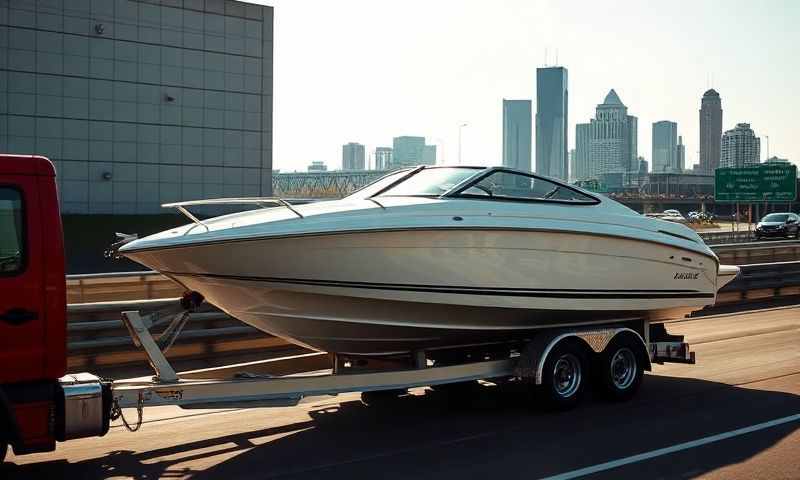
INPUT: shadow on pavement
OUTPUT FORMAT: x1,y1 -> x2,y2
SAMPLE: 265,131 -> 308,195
4,374 -> 799,479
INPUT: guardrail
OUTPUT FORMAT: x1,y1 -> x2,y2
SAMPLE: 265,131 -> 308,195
699,230 -> 755,245
67,298 -> 303,377
67,261 -> 800,376
67,271 -> 181,304
712,240 -> 800,265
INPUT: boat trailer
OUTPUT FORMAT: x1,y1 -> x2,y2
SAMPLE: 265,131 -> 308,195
104,302 -> 696,429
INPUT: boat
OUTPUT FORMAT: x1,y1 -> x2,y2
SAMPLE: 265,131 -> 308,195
118,166 -> 739,355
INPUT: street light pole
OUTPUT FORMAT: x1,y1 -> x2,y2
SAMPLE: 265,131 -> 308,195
458,122 -> 468,164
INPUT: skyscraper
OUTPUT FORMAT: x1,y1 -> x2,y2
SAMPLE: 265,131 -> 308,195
720,123 -> 760,168
588,89 -> 638,176
342,142 -> 366,170
677,136 -> 686,172
573,123 -> 592,181
502,99 -> 532,171
375,147 -> 393,170
652,121 -> 678,173
699,89 -> 723,173
535,67 -> 568,180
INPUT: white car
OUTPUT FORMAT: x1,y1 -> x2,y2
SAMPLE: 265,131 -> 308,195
661,210 -> 688,223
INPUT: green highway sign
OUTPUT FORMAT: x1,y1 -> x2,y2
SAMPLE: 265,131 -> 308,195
715,164 -> 797,202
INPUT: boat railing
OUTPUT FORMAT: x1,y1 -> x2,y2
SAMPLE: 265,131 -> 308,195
162,197 -> 305,230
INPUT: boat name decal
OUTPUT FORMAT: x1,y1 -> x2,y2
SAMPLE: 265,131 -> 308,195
674,272 -> 699,280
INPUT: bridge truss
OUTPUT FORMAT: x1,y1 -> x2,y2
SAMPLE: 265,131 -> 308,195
272,170 -> 391,198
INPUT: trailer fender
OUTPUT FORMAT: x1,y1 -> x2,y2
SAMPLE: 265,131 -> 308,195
516,328 -> 651,385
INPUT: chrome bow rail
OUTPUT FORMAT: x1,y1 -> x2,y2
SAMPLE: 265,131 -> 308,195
162,197 -> 304,229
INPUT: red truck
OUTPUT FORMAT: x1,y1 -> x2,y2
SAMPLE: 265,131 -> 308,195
0,156 -> 111,462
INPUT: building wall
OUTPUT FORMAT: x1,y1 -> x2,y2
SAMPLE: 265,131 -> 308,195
0,0 -> 273,214
535,67 -> 568,180
501,99 -> 531,171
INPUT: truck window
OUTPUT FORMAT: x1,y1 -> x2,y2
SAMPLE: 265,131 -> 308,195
0,187 -> 24,274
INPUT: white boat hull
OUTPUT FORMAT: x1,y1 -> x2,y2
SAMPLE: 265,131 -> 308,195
125,228 -> 720,354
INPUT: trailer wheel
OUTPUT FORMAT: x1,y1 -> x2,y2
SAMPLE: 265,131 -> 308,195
595,334 -> 644,401
538,340 -> 587,410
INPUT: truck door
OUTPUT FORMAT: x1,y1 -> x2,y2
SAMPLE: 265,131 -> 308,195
0,175 -> 45,383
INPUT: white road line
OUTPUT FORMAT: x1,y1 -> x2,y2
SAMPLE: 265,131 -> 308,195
541,412 -> 800,480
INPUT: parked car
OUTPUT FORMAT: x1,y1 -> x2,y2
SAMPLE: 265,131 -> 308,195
755,212 -> 800,240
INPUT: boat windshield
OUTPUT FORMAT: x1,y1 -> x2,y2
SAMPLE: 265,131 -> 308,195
455,170 -> 598,204
377,167 -> 481,197
762,213 -> 790,222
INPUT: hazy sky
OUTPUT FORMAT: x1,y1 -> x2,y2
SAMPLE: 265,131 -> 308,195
247,0 -> 799,172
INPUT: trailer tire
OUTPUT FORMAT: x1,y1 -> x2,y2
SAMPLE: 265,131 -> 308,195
537,339 -> 587,410
595,333 -> 644,402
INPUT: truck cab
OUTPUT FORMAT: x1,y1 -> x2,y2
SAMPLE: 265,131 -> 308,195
0,155 -> 110,462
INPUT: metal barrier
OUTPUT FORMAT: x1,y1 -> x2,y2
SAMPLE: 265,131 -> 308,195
712,241 -> 800,265
700,230 -> 755,245
67,299 -> 303,376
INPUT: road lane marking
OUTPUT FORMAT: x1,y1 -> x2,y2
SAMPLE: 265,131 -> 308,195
541,412 -> 800,480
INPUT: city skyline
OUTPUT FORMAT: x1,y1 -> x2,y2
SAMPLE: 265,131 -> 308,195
258,0 -> 798,172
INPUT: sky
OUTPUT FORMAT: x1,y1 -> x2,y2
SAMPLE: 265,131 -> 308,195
246,0 -> 800,172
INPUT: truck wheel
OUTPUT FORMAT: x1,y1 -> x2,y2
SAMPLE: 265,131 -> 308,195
537,340 -> 587,410
595,334 -> 644,401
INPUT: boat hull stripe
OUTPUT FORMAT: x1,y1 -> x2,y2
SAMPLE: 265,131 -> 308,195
164,272 -> 715,299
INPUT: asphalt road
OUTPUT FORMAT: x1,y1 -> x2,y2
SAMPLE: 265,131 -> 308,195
5,305 -> 800,479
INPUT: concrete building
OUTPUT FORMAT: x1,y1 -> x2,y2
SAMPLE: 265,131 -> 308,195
677,136 -> 686,172
392,136 -> 435,168
588,89 -> 637,176
0,0 -> 274,214
342,142 -> 365,170
308,160 -> 327,172
535,67 -> 568,180
699,89 -> 723,173
573,122 -> 592,181
374,147 -> 392,170
720,123 -> 760,168
501,99 -> 532,171
652,121 -> 678,173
